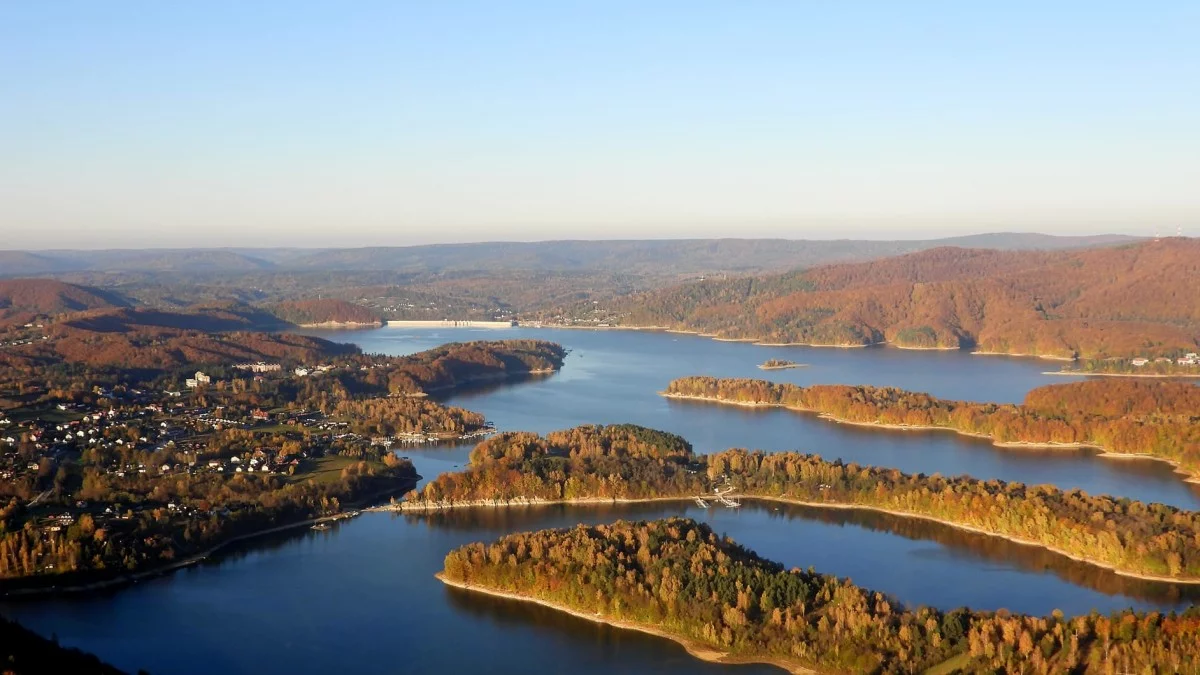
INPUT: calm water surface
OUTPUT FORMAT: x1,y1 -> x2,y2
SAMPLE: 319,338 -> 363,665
349,326 -> 1200,510
4,328 -> 1198,674
6,503 -> 1200,675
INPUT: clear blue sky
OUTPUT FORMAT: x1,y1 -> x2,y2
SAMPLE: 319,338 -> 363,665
2,1 -> 1197,248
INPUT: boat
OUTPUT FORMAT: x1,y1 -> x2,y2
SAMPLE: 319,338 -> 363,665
694,497 -> 709,508
311,522 -> 330,531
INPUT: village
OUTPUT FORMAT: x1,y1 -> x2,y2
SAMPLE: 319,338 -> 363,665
1130,352 -> 1199,368
0,358 -> 491,553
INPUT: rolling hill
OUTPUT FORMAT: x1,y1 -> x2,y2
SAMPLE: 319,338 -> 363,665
0,234 -> 1138,276
0,279 -> 129,315
613,238 -> 1200,359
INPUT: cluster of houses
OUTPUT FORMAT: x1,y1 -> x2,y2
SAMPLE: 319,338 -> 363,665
0,322 -> 49,349
184,362 -> 340,387
1130,352 -> 1199,367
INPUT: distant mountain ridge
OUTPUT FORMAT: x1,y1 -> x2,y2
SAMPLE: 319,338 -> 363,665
613,238 -> 1200,359
0,233 -> 1140,276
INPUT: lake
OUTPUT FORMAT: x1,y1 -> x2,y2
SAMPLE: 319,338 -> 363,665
4,327 -> 1198,675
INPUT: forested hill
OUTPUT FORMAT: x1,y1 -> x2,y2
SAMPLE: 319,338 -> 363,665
1,615 -> 130,674
0,278 -> 130,329
613,238 -> 1200,359
382,339 -> 566,394
0,279 -> 128,314
445,518 -> 1200,674
270,298 -> 382,326
0,306 -> 357,370
664,377 -> 1200,477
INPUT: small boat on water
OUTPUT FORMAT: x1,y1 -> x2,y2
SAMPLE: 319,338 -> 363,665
311,523 -> 330,531
694,497 -> 709,508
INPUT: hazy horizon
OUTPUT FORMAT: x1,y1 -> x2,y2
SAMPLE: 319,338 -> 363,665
4,1 -> 1198,248
0,230 -> 1153,255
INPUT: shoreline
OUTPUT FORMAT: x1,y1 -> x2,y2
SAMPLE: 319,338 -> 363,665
406,494 -> 1200,585
660,392 -> 1200,484
539,323 -> 1098,361
421,367 -> 559,394
297,320 -> 383,328
1043,370 -> 1200,379
436,573 -> 813,674
970,350 -> 1074,362
888,343 -> 958,351
0,478 -> 419,599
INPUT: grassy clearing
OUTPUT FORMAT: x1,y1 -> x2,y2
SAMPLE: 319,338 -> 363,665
922,652 -> 973,675
288,455 -> 382,485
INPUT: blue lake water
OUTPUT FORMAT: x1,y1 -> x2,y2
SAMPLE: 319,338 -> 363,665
3,327 -> 1197,675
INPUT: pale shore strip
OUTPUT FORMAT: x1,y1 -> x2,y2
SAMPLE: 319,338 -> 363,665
970,350 -> 1074,361
436,573 -> 815,674
406,493 -> 1200,585
1042,370 -> 1200,379
297,320 -> 383,328
660,392 -> 1200,485
540,323 -> 1092,361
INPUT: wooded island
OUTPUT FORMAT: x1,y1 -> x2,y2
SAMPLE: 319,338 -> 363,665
443,518 -> 1200,674
758,359 -> 802,370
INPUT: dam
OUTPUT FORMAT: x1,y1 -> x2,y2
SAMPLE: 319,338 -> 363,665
385,319 -> 518,328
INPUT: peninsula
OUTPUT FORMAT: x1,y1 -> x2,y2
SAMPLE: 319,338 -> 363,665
661,376 -> 1200,481
443,517 -> 1200,674
402,425 -> 1200,582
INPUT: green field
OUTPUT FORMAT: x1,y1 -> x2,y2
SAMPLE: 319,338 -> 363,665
289,455 -> 383,485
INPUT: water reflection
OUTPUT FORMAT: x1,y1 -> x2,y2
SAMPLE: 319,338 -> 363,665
405,501 -> 1200,610
442,585 -> 787,675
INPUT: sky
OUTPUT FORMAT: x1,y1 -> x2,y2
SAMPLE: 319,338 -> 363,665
2,1 -> 1198,249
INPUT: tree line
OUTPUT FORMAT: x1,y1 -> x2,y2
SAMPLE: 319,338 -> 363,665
445,518 -> 1200,674
610,240 -> 1200,359
406,424 -> 1200,580
664,377 -> 1200,477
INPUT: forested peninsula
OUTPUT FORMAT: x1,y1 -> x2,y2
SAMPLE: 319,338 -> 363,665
403,425 -> 1200,582
0,339 -> 565,590
663,377 -> 1200,480
443,518 -> 1200,674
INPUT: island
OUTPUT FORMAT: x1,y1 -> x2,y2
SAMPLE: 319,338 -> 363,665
757,358 -> 803,370
443,517 -> 1200,674
402,424 -> 1200,582
661,376 -> 1200,481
